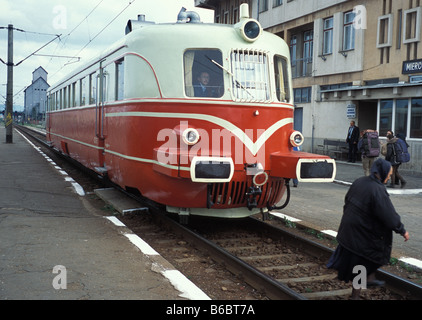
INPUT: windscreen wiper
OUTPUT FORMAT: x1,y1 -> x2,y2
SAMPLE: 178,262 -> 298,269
205,55 -> 254,99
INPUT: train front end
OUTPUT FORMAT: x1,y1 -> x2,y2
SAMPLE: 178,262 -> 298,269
145,4 -> 336,220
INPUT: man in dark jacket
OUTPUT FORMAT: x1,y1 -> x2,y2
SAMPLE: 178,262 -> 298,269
327,158 -> 409,299
346,120 -> 360,163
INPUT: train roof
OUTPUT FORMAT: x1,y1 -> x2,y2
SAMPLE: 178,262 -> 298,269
49,6 -> 289,94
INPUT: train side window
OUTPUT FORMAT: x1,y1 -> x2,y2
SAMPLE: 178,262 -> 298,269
63,86 -> 67,109
89,72 -> 97,105
274,55 -> 291,103
81,77 -> 87,106
75,81 -> 80,107
115,58 -> 124,100
184,49 -> 224,98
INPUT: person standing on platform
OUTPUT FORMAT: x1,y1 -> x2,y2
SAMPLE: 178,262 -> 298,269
358,129 -> 380,176
346,120 -> 360,163
327,158 -> 409,300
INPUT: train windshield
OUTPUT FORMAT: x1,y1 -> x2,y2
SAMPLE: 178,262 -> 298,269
274,55 -> 291,103
230,49 -> 270,103
184,49 -> 224,98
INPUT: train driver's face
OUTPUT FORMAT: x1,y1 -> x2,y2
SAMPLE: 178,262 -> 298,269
198,72 -> 210,86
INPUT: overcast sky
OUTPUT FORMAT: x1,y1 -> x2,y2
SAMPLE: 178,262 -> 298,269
0,0 -> 214,110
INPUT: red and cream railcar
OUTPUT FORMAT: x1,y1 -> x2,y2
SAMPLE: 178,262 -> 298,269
46,5 -> 335,220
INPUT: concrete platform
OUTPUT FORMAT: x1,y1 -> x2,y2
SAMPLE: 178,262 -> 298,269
0,127 -> 209,300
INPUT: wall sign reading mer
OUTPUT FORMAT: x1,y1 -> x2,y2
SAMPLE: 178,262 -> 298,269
402,59 -> 422,74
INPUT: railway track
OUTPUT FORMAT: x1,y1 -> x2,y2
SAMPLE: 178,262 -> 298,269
15,124 -> 422,300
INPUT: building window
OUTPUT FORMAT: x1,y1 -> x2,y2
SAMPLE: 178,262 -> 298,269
343,11 -> 356,51
294,87 -> 312,103
323,17 -> 333,55
302,30 -> 313,77
273,0 -> 283,7
259,0 -> 268,13
396,9 -> 402,49
411,98 -> 422,138
377,14 -> 393,48
403,7 -> 421,44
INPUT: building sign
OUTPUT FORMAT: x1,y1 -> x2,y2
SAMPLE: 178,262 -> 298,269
402,59 -> 422,74
347,104 -> 356,119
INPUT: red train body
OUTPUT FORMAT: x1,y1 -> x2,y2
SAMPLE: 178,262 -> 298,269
46,5 -> 335,220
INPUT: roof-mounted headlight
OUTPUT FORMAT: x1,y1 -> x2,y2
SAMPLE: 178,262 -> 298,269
238,18 -> 262,42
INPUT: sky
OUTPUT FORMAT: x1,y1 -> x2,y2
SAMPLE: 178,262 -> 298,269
0,0 -> 214,110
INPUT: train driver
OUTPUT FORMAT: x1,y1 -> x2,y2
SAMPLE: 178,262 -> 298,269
194,71 -> 215,97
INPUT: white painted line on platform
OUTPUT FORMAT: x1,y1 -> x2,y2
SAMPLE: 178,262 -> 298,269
105,216 -> 126,227
162,269 -> 211,300
399,257 -> 422,270
124,233 -> 160,256
16,128 -> 86,197
335,179 -> 422,195
270,211 -> 302,222
104,215 -> 211,300
321,229 -> 338,238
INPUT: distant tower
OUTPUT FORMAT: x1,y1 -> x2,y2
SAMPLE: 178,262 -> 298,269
24,66 -> 49,122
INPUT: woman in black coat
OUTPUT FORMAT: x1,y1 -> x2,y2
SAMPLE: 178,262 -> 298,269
327,158 -> 409,299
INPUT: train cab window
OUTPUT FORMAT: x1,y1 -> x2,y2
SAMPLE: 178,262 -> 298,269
274,55 -> 291,102
230,49 -> 270,102
184,49 -> 224,98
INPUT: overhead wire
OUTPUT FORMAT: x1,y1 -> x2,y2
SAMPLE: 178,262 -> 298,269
49,0 -> 137,80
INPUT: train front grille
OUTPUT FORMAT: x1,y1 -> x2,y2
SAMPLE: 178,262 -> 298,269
209,178 -> 284,208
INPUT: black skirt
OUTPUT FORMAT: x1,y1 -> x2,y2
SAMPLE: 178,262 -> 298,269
327,244 -> 381,283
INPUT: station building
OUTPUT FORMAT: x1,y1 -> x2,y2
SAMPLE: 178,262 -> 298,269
196,0 -> 422,174
24,66 -> 49,123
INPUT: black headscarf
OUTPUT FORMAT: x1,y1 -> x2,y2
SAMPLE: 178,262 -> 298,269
370,158 -> 392,182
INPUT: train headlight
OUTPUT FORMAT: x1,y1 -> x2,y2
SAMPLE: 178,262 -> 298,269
238,19 -> 262,42
182,128 -> 200,145
290,131 -> 304,147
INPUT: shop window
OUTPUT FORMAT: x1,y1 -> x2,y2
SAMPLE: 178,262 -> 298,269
411,98 -> 422,138
379,99 -> 393,136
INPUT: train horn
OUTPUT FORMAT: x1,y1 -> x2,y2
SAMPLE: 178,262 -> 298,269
177,7 -> 201,23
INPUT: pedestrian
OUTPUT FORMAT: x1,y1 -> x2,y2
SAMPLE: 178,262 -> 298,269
346,120 -> 359,163
327,158 -> 409,300
385,130 -> 407,188
357,129 -> 380,176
